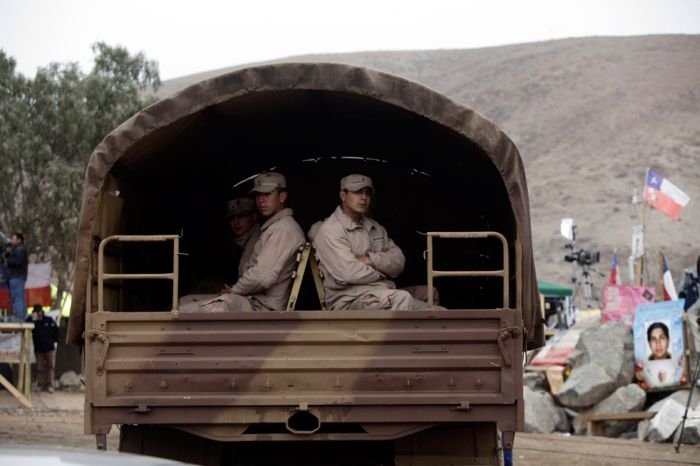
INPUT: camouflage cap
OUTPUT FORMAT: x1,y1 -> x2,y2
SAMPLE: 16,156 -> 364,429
250,172 -> 287,193
226,197 -> 256,217
340,174 -> 374,193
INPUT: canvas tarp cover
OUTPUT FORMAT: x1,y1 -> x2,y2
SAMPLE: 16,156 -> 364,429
67,62 -> 544,349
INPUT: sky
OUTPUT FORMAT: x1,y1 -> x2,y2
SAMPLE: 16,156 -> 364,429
1,0 -> 699,80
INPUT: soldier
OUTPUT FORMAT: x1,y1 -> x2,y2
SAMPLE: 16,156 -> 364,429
312,174 -> 438,311
226,197 -> 261,278
199,172 -> 304,312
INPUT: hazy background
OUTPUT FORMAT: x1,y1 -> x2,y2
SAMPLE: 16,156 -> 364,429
1,0 -> 698,301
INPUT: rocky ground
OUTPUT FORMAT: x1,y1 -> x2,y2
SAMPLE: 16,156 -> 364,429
2,391 -> 700,465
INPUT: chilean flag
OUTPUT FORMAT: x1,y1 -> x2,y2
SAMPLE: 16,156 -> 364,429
0,263 -> 52,309
609,250 -> 622,285
643,168 -> 690,221
662,255 -> 678,301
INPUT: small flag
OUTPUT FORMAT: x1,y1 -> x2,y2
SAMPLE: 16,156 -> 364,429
662,255 -> 678,301
643,168 -> 690,221
609,250 -> 622,285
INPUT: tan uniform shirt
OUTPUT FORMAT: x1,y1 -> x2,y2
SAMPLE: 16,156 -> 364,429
233,224 -> 261,277
232,208 -> 304,310
313,206 -> 406,309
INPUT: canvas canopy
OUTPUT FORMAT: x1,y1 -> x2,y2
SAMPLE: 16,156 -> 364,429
538,280 -> 573,298
68,62 -> 543,348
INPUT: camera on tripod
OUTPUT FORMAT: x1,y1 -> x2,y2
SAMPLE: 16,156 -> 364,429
565,249 -> 600,265
560,218 -> 599,265
560,218 -> 602,311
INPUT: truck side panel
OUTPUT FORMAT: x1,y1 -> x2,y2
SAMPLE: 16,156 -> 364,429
86,309 -> 523,441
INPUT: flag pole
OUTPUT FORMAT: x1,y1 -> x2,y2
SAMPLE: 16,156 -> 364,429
656,249 -> 664,301
634,169 -> 649,286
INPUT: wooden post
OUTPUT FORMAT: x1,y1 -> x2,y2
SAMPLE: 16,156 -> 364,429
0,322 -> 34,407
656,250 -> 665,301
17,329 -> 26,394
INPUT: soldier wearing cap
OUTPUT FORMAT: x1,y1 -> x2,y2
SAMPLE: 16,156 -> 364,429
200,172 -> 304,312
226,197 -> 261,277
312,174 -> 436,311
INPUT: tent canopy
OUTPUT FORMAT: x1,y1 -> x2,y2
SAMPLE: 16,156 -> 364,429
538,280 -> 573,298
68,63 -> 543,348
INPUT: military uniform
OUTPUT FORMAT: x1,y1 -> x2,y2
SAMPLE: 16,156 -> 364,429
200,173 -> 304,312
233,223 -> 261,277
313,174 -> 435,311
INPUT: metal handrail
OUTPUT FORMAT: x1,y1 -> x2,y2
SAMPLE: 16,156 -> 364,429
97,235 -> 180,312
426,231 -> 510,308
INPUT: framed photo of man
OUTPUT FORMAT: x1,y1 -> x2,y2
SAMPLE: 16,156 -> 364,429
633,300 -> 688,391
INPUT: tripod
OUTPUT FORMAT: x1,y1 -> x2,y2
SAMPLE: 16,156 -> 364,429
674,340 -> 700,452
570,262 -> 602,310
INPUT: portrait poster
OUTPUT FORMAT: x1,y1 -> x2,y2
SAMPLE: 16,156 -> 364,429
602,285 -> 655,326
633,300 -> 687,390
0,332 -> 22,363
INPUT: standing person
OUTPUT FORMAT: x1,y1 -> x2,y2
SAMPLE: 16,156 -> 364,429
679,255 -> 700,311
5,233 -> 28,320
25,304 -> 59,393
199,172 -> 305,312
312,174 -> 437,311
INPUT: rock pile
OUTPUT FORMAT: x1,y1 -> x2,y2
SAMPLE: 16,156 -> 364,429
525,321 -> 700,444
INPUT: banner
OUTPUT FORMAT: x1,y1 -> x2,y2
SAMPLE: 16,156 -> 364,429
634,300 -> 687,390
601,285 -> 655,326
0,262 -> 52,308
0,332 -> 22,363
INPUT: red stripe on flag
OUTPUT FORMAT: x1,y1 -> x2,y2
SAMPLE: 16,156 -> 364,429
644,187 -> 684,220
25,286 -> 52,307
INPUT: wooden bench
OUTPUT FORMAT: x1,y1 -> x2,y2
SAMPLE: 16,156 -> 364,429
578,411 -> 656,436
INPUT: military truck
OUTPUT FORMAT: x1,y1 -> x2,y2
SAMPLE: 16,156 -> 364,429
68,63 -> 543,465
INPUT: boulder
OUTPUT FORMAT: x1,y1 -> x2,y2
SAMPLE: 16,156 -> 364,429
573,321 -> 635,386
523,371 -> 546,391
648,387 -> 700,412
643,388 -> 700,445
558,363 -> 616,408
558,322 -> 634,408
573,384 -> 646,436
646,398 -> 686,442
678,418 -> 700,445
524,386 -> 570,434
58,370 -> 82,389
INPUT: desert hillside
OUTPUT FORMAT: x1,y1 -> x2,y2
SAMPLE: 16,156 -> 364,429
159,35 -> 700,301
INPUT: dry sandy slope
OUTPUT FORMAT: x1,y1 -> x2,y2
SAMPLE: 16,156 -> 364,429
159,35 -> 700,294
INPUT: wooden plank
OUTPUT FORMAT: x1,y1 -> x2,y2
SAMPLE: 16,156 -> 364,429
0,373 -> 33,408
545,366 -> 565,396
514,432 -> 700,465
579,411 -> 656,422
23,328 -> 32,398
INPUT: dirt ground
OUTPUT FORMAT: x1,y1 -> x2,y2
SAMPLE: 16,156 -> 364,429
1,391 -> 700,465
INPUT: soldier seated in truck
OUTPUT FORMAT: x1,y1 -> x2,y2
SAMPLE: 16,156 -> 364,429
312,173 -> 441,311
225,197 -> 261,280
180,197 -> 261,307
189,172 -> 305,312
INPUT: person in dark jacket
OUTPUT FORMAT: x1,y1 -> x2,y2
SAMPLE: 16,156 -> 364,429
5,233 -> 28,320
25,304 -> 59,392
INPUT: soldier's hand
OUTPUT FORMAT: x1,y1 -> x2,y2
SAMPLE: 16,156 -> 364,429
356,255 -> 371,265
219,284 -> 232,294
